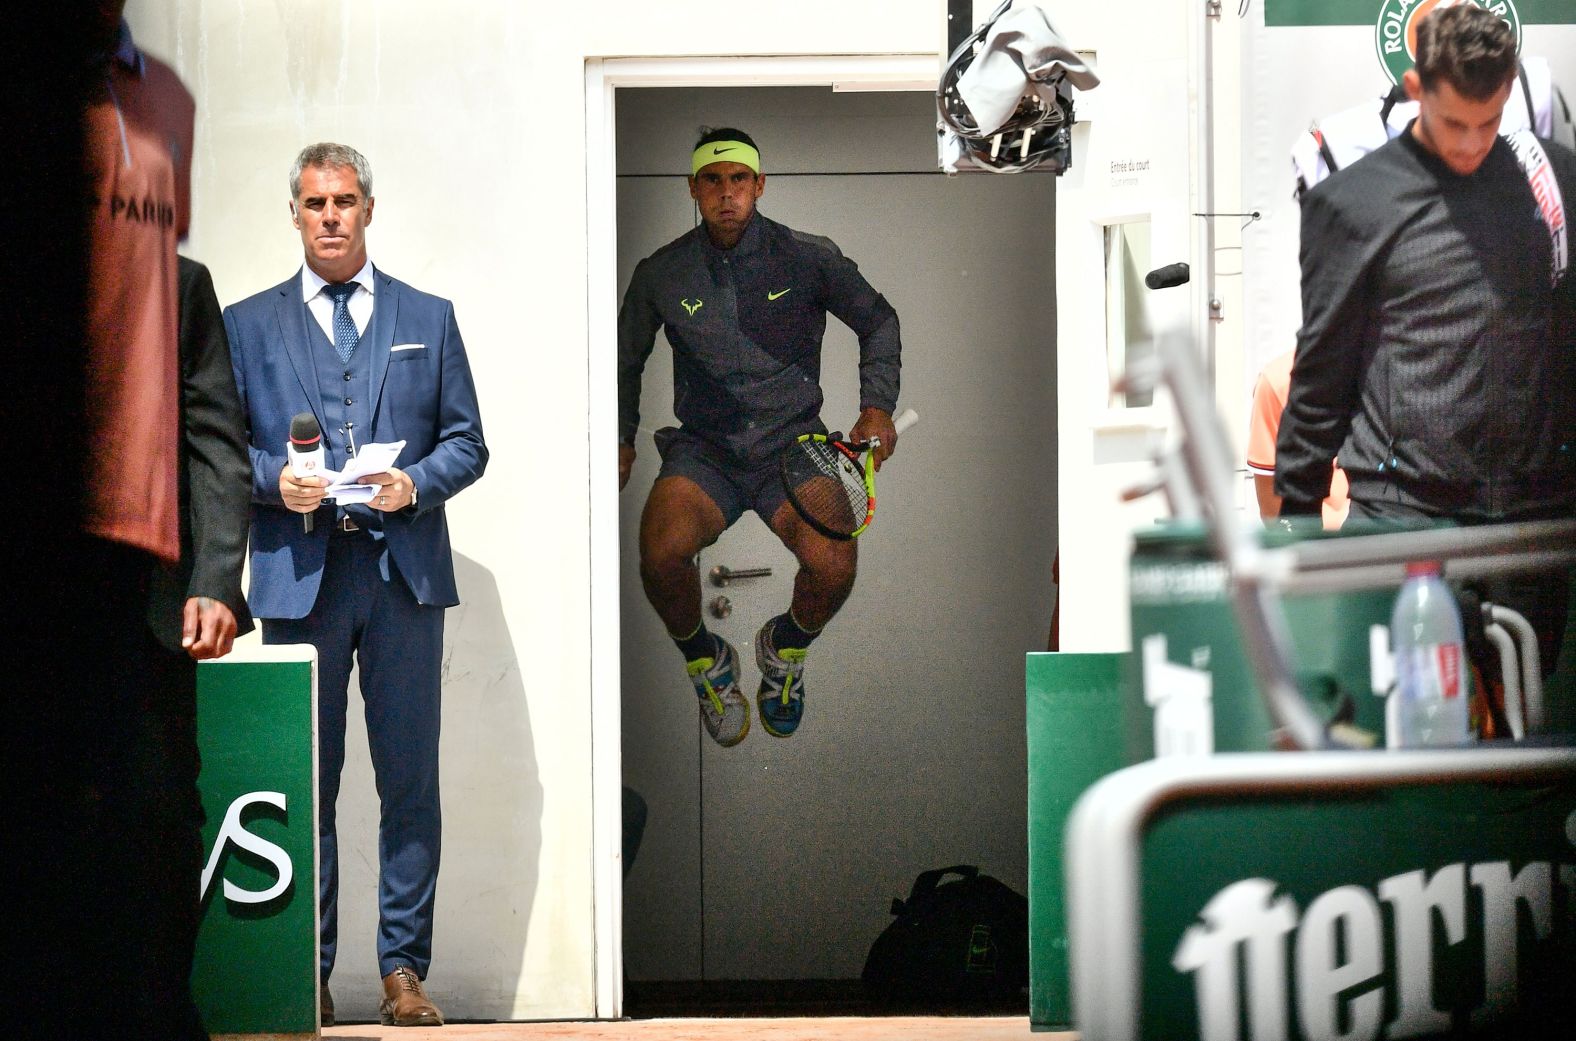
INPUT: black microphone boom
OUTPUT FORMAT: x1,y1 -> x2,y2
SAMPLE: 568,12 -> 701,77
1144,261 -> 1190,290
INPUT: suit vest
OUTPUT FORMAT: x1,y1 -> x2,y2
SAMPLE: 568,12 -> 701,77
306,304 -> 380,531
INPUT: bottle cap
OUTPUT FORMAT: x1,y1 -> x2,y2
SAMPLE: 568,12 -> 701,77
1404,560 -> 1442,577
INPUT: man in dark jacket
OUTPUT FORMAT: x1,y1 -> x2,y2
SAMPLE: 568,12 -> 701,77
1276,5 -> 1575,672
144,255 -> 255,1035
157,256 -> 254,657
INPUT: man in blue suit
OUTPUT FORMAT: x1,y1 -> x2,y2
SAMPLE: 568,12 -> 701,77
224,142 -> 487,1028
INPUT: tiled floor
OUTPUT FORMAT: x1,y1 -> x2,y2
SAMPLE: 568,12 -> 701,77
320,1016 -> 1064,1040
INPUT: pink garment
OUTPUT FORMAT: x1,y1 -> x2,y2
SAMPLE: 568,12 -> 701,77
82,48 -> 194,563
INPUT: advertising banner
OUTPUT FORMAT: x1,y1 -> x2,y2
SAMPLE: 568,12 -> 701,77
193,649 -> 318,1037
1066,751 -> 1576,1041
1027,652 -> 1129,1028
1128,525 -> 1394,757
1267,0 -> 1574,28
1149,772 -> 1575,1038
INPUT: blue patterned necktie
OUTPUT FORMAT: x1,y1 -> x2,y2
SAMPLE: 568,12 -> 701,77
324,282 -> 360,362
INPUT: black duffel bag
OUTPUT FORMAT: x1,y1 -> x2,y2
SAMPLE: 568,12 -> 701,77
861,864 -> 1029,1010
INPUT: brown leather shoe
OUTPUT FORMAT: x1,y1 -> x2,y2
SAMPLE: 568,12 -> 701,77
320,983 -> 334,1027
380,965 -> 444,1027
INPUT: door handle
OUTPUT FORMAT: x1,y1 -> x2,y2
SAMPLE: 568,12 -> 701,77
709,565 -> 773,587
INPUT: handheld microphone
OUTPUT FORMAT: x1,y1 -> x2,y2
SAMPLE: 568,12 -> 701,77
287,412 -> 325,533
1144,262 -> 1191,290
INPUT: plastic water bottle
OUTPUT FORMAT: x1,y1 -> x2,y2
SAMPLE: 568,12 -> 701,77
1390,561 -> 1473,748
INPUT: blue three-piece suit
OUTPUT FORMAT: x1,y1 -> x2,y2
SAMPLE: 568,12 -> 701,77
224,265 -> 487,982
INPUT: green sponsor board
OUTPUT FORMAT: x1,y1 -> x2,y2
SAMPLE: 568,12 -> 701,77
1066,751 -> 1576,1041
1127,524 -> 1395,757
1026,653 -> 1129,1029
1142,760 -> 1576,1039
1267,0 -> 1572,27
194,649 -> 318,1037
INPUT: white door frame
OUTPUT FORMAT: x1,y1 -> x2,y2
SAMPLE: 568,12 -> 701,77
583,52 -> 937,1019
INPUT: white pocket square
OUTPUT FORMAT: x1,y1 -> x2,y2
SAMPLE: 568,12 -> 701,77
391,342 -> 426,352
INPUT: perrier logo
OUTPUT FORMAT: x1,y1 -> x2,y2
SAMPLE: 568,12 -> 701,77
1375,0 -> 1522,85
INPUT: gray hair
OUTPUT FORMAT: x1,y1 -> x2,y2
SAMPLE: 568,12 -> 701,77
289,142 -> 373,200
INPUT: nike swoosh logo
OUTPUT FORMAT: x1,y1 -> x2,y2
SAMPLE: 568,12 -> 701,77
767,288 -> 792,300
712,146 -> 735,155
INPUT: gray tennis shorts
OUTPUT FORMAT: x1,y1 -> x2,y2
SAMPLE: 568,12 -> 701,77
653,427 -> 788,528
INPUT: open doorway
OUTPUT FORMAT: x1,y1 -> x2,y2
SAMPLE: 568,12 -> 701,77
599,75 -> 1058,1017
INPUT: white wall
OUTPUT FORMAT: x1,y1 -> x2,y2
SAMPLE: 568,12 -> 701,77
127,0 -> 943,1022
1035,0 -> 1245,652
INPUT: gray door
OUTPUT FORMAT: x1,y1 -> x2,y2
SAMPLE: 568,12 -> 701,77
617,87 -> 1057,982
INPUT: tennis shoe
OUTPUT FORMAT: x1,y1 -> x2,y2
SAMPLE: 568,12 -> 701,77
755,622 -> 809,738
688,637 -> 749,747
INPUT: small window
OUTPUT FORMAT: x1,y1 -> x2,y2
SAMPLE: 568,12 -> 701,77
1104,219 -> 1154,408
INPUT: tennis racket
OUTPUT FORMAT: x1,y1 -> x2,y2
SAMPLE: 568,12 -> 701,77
780,407 -> 919,540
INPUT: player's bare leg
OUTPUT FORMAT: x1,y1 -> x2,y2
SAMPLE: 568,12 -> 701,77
639,477 -> 748,745
638,476 -> 725,636
767,500 -> 857,630
752,501 -> 858,736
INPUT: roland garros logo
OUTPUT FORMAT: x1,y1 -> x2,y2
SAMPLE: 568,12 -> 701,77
1375,0 -> 1522,85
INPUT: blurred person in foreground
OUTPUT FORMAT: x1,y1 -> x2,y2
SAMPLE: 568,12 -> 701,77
19,5 -> 250,1039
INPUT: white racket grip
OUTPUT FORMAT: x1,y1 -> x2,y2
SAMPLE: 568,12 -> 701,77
866,408 -> 918,451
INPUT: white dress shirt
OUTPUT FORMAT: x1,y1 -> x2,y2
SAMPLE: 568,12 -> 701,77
301,259 -> 374,342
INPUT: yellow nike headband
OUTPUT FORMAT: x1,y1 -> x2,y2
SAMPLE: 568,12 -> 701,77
692,140 -> 761,177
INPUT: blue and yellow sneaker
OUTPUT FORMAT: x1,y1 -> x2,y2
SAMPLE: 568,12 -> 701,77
755,622 -> 808,737
687,637 -> 749,747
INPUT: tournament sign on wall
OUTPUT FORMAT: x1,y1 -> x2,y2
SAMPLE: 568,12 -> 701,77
1376,0 -> 1522,84
1265,0 -> 1570,28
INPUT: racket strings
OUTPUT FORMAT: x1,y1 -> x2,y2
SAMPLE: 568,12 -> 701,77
784,441 -> 868,538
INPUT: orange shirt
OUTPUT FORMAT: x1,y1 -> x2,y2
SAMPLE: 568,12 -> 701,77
1246,350 -> 1350,530
81,43 -> 194,563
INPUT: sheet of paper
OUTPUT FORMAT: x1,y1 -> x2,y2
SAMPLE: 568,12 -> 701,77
335,440 -> 406,483
319,440 -> 407,502
328,482 -> 379,505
